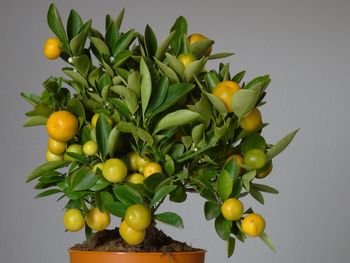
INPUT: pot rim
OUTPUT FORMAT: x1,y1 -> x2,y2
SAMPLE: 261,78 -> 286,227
68,249 -> 206,255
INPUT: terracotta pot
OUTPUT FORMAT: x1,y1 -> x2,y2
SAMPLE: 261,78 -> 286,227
69,249 -> 206,263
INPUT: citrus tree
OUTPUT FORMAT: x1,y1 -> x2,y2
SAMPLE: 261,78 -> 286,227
22,4 -> 297,257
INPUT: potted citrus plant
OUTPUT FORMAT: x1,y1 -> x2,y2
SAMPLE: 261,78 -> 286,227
23,3 -> 297,263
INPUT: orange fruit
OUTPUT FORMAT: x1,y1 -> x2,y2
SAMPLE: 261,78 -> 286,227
119,220 -> 146,245
46,111 -> 78,142
240,108 -> 262,131
212,81 -> 240,112
221,198 -> 244,221
188,33 -> 212,56
242,213 -> 266,237
256,161 -> 273,179
43,37 -> 61,60
143,162 -> 162,177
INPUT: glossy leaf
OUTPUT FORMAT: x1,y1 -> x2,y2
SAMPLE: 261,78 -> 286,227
170,16 -> 187,55
113,184 -> 143,205
70,20 -> 92,55
208,52 -> 234,60
150,185 -> 177,207
155,31 -> 176,60
96,114 -> 111,160
155,212 -> 184,228
95,191 -> 114,212
155,58 -> 179,84
204,201 -> 221,220
27,160 -> 68,182
251,183 -> 279,194
217,159 -> 240,200
227,237 -> 236,257
106,201 -> 128,217
67,9 -> 83,40
153,110 -> 200,134
231,88 -> 260,118
23,116 -> 47,127
35,189 -> 61,199
146,77 -> 169,114
184,57 -> 206,82
63,69 -> 89,89
47,4 -> 69,52
190,39 -> 214,57
165,52 -> 185,75
145,25 -> 157,58
232,70 -> 246,84
259,232 -> 276,252
90,37 -> 110,55
113,29 -> 135,57
215,215 -> 232,240
71,167 -> 98,191
140,58 -> 152,116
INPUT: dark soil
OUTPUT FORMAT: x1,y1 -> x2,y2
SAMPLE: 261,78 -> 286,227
70,225 -> 200,252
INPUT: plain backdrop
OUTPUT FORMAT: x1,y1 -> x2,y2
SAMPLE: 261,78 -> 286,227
1,0 -> 350,262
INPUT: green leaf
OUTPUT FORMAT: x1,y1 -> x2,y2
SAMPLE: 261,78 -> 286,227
169,186 -> 187,203
155,31 -> 176,60
170,16 -> 187,55
245,75 -> 270,92
67,9 -> 83,40
90,37 -> 110,55
95,190 -> 114,212
35,189 -> 61,199
150,83 -> 194,117
72,55 -> 91,77
89,176 -> 110,191
208,52 -> 234,60
204,201 -> 221,220
259,232 -> 276,252
105,21 -> 119,50
205,72 -> 220,91
146,77 -> 169,114
107,127 -> 122,157
63,69 -> 89,89
190,39 -> 214,57
113,50 -> 132,68
266,129 -> 299,161
26,160 -> 68,182
67,98 -> 85,121
145,25 -> 158,58
232,70 -> 246,84
110,85 -> 139,114
113,29 -> 135,57
155,212 -> 184,228
20,92 -> 41,105
184,57 -> 206,82
251,183 -> 279,194
113,184 -> 144,205
140,58 -> 152,116
155,58 -> 179,84
71,167 -> 98,191
217,159 -> 240,200
70,20 -> 92,56
96,114 -> 111,160
215,215 -> 232,240
249,187 -> 264,204
165,53 -> 185,75
154,110 -> 200,134
143,173 -> 167,193
231,88 -> 260,118
85,225 -> 92,242
47,4 -> 69,52
115,8 -> 125,30
23,116 -> 47,127
150,185 -> 177,207
164,155 -> 175,176
227,237 -> 236,257
188,94 -> 215,121
106,201 -> 128,217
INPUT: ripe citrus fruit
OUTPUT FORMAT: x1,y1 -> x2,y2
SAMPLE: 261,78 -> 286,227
102,158 -> 127,183
92,162 -> 104,173
240,108 -> 262,131
83,140 -> 98,156
85,207 -> 110,231
135,155 -> 149,173
48,137 -> 66,154
226,154 -> 244,173
143,162 -> 162,177
177,53 -> 197,68
188,33 -> 212,56
46,111 -> 78,142
242,213 -> 266,237
127,173 -> 145,184
212,81 -> 240,112
244,149 -> 267,169
221,198 -> 244,221
256,161 -> 273,179
43,37 -> 61,60
46,149 -> 63,162
64,144 -> 83,161
125,204 -> 151,231
119,220 -> 146,245
63,209 -> 84,232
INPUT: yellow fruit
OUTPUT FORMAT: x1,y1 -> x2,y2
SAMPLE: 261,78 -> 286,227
221,198 -> 244,221
43,37 -> 61,60
242,213 -> 266,237
46,111 -> 78,142
92,163 -> 104,173
125,204 -> 151,231
85,207 -> 110,231
212,81 -> 240,112
188,33 -> 212,56
240,108 -> 262,131
127,152 -> 139,171
119,220 -> 146,245
46,149 -> 63,162
102,158 -> 128,183
126,173 -> 145,184
135,155 -> 149,173
48,137 -> 66,154
177,53 -> 197,68
63,209 -> 84,232
143,162 -> 162,178
83,140 -> 98,156
64,144 -> 83,161
91,113 -> 112,127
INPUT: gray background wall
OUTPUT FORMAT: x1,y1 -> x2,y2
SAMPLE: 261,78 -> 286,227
1,0 -> 349,262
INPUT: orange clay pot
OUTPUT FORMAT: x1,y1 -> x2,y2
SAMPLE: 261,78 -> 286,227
69,250 -> 206,263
